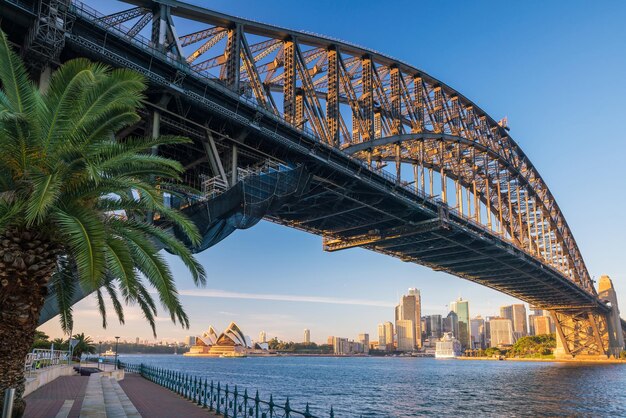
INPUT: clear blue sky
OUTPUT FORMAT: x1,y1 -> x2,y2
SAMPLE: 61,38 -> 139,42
41,0 -> 626,344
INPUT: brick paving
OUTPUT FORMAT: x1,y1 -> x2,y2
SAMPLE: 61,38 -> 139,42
118,374 -> 218,418
23,375 -> 88,418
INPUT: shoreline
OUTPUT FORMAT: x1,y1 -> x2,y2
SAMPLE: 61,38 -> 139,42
457,356 -> 626,364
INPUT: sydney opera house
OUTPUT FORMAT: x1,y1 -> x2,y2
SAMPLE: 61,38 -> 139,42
184,322 -> 269,357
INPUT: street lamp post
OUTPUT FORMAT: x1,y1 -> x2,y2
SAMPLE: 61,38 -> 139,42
114,337 -> 120,370
98,341 -> 102,371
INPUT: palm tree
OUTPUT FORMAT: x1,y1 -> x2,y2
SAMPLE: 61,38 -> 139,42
0,30 -> 206,414
71,333 -> 96,359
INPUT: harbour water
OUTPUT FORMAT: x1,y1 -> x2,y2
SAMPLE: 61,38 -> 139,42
118,355 -> 626,417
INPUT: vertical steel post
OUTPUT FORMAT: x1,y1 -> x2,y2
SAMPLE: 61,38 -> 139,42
361,56 -> 374,140
326,48 -> 339,147
283,39 -> 296,124
2,388 -> 15,418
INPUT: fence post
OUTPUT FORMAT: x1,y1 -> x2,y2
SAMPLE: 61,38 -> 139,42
255,390 -> 260,418
202,378 -> 208,408
233,385 -> 238,418
224,384 -> 229,418
210,380 -> 215,411
269,394 -> 274,418
330,406 -> 334,418
243,388 -> 249,418
216,382 -> 221,415
284,397 -> 291,418
2,388 -> 15,418
304,403 -> 311,418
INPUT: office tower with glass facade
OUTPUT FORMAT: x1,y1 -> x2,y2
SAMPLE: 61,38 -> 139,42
304,329 -> 310,344
384,321 -> 394,348
450,298 -> 471,349
470,316 -> 485,349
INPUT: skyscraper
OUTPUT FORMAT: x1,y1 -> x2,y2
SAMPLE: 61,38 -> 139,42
358,333 -> 370,354
378,324 -> 386,348
395,289 -> 422,348
500,304 -> 528,337
470,316 -> 485,349
396,320 -> 414,351
450,298 -> 471,349
489,318 -> 515,346
259,331 -> 267,343
430,315 -> 443,339
384,321 -> 394,348
533,316 -> 553,335
442,311 -> 459,339
304,329 -> 311,344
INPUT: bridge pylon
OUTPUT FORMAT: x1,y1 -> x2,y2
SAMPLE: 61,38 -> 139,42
551,275 -> 624,359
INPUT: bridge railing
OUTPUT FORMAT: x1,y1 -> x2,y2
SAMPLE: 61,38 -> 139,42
120,361 -> 336,418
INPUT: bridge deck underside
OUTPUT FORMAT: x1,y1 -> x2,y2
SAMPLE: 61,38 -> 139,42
266,180 -> 598,311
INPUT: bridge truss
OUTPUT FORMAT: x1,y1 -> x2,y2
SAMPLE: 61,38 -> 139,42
2,0 -> 623,357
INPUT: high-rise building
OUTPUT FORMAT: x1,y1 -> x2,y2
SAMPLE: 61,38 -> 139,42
384,321 -> 394,348
303,329 -> 310,344
470,316 -> 485,349
396,320 -> 415,351
500,304 -> 528,337
259,331 -> 267,343
450,298 -> 471,349
358,333 -> 370,354
533,315 -> 553,335
430,315 -> 443,339
395,289 -> 422,348
377,324 -> 386,349
332,337 -> 366,355
489,317 -> 515,346
442,311 -> 459,338
184,336 -> 196,346
421,317 -> 429,341
135,337 -> 139,345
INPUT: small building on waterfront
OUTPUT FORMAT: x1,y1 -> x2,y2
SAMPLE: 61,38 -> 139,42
435,333 -> 462,358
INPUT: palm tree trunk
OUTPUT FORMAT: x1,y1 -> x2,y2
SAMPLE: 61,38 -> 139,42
0,228 -> 58,417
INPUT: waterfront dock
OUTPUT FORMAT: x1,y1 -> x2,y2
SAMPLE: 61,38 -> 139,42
23,372 -> 216,418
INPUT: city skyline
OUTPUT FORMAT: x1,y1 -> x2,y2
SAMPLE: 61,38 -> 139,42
38,0 -> 626,344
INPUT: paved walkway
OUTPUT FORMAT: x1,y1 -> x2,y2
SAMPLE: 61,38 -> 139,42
119,374 -> 218,418
23,372 -> 218,418
23,375 -> 88,418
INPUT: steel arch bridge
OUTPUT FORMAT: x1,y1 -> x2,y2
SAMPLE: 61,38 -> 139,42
2,0 -> 623,358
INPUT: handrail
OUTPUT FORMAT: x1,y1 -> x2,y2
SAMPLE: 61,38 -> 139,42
119,361 -> 335,417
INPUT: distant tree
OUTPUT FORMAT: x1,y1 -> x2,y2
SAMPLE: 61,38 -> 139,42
484,347 -> 505,357
508,334 -> 556,358
71,333 -> 96,358
620,350 -> 626,360
51,338 -> 69,351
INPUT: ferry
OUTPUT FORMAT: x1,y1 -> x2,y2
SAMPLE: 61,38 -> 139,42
102,349 -> 116,357
219,352 -> 247,358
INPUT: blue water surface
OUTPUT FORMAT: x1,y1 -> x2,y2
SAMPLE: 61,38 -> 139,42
118,355 -> 626,417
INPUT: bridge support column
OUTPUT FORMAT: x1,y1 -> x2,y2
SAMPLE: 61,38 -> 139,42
597,275 -> 625,357
551,309 -> 611,359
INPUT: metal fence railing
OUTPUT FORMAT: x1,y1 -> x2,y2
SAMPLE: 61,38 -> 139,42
24,349 -> 71,376
120,362 -> 336,418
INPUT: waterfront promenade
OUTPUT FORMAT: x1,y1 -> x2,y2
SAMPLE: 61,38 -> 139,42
23,372 -> 214,418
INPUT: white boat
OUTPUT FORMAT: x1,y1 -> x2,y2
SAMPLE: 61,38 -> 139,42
102,349 -> 116,357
